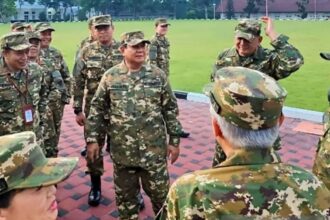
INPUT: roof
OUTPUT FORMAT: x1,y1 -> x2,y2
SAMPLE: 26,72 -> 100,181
15,0 -> 45,9
217,0 -> 330,13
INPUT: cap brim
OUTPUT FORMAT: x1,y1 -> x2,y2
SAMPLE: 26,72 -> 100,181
38,28 -> 55,32
10,44 -> 31,51
127,39 -> 150,46
202,82 -> 215,97
94,23 -> 111,27
12,157 -> 78,189
320,52 -> 330,60
235,31 -> 255,42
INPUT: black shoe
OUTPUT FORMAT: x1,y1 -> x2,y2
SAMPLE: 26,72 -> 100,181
138,193 -> 145,211
80,146 -> 87,157
88,175 -> 102,207
179,131 -> 190,138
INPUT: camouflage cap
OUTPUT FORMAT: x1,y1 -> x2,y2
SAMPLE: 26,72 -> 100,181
0,132 -> 78,195
235,19 -> 261,42
11,22 -> 29,31
0,32 -> 30,51
155,18 -> 170,27
320,52 -> 330,61
91,15 -> 112,27
26,31 -> 41,41
120,31 -> 150,46
204,67 -> 287,130
34,22 -> 55,32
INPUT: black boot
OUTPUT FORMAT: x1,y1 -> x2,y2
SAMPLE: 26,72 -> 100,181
88,174 -> 101,206
179,130 -> 190,138
80,146 -> 87,157
138,193 -> 145,211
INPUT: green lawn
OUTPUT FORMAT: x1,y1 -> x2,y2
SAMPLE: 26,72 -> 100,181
0,20 -> 329,111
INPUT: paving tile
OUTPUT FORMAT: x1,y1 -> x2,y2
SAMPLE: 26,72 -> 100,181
56,99 -> 323,219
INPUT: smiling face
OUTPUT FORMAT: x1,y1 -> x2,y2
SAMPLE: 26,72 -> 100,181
39,30 -> 53,48
28,38 -> 41,60
3,49 -> 29,71
0,185 -> 58,220
235,36 -> 262,57
121,42 -> 147,67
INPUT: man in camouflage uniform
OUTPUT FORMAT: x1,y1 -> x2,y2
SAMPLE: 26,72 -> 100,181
86,31 -> 182,219
73,15 -> 123,207
0,32 -> 47,149
158,67 -> 330,219
34,22 -> 71,150
149,18 -> 190,138
313,52 -> 330,189
211,16 -> 304,167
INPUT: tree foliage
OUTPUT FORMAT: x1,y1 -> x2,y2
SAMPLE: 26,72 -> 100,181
0,0 -> 16,22
226,0 -> 235,19
243,0 -> 275,18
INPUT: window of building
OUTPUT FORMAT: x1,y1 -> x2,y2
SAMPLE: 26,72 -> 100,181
24,11 -> 29,22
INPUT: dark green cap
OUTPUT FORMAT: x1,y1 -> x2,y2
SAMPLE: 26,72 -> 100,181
90,15 -> 112,27
320,52 -> 330,61
155,18 -> 170,27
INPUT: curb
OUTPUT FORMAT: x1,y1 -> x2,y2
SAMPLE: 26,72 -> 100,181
174,90 -> 324,123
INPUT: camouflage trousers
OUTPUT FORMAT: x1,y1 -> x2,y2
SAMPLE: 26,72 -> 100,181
43,100 -> 65,157
113,160 -> 170,220
212,136 -> 282,167
84,109 -> 107,176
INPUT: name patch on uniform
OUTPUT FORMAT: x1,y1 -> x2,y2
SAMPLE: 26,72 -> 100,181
110,84 -> 128,91
144,80 -> 161,88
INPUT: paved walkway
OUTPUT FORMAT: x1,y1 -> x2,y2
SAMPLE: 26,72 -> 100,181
56,99 -> 323,220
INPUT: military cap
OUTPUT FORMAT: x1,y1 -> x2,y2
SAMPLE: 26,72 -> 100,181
235,19 -> 261,42
0,132 -> 78,195
91,15 -> 112,27
11,22 -> 29,31
320,52 -> 330,61
155,18 -> 170,27
120,31 -> 150,46
204,67 -> 287,130
26,31 -> 41,41
0,32 -> 30,51
34,22 -> 55,32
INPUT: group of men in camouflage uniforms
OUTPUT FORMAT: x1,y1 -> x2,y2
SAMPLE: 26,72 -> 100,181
1,14 -> 329,219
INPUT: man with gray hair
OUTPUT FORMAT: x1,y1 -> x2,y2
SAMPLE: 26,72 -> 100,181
157,66 -> 330,219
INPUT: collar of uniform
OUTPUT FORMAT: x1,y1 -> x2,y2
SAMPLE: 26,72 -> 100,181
228,46 -> 265,60
155,33 -> 166,40
216,148 -> 281,168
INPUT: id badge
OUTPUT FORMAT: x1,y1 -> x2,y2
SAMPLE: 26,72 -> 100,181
22,104 -> 34,125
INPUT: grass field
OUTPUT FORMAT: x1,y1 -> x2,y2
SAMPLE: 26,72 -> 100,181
0,19 -> 329,112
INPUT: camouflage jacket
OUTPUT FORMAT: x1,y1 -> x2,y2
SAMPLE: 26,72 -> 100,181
149,34 -> 170,75
86,62 -> 182,167
39,46 -> 71,102
313,107 -> 330,189
0,60 -> 47,137
73,40 -> 123,113
211,34 -> 304,81
158,148 -> 330,219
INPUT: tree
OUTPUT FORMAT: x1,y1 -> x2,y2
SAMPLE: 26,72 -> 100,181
243,0 -> 275,18
0,0 -> 16,22
296,0 -> 309,19
226,0 -> 235,19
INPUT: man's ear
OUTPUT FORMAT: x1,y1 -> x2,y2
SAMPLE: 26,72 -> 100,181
258,36 -> 263,43
212,117 -> 223,138
279,113 -> 285,126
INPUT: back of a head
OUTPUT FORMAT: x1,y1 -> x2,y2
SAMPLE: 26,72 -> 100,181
207,66 -> 287,148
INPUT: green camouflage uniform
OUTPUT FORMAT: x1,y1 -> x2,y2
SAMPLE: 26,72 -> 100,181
73,16 -> 123,175
158,67 -> 330,219
86,31 -> 182,219
149,18 -> 171,76
211,19 -> 304,167
0,131 -> 78,195
0,32 -> 47,151
35,22 -> 72,153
